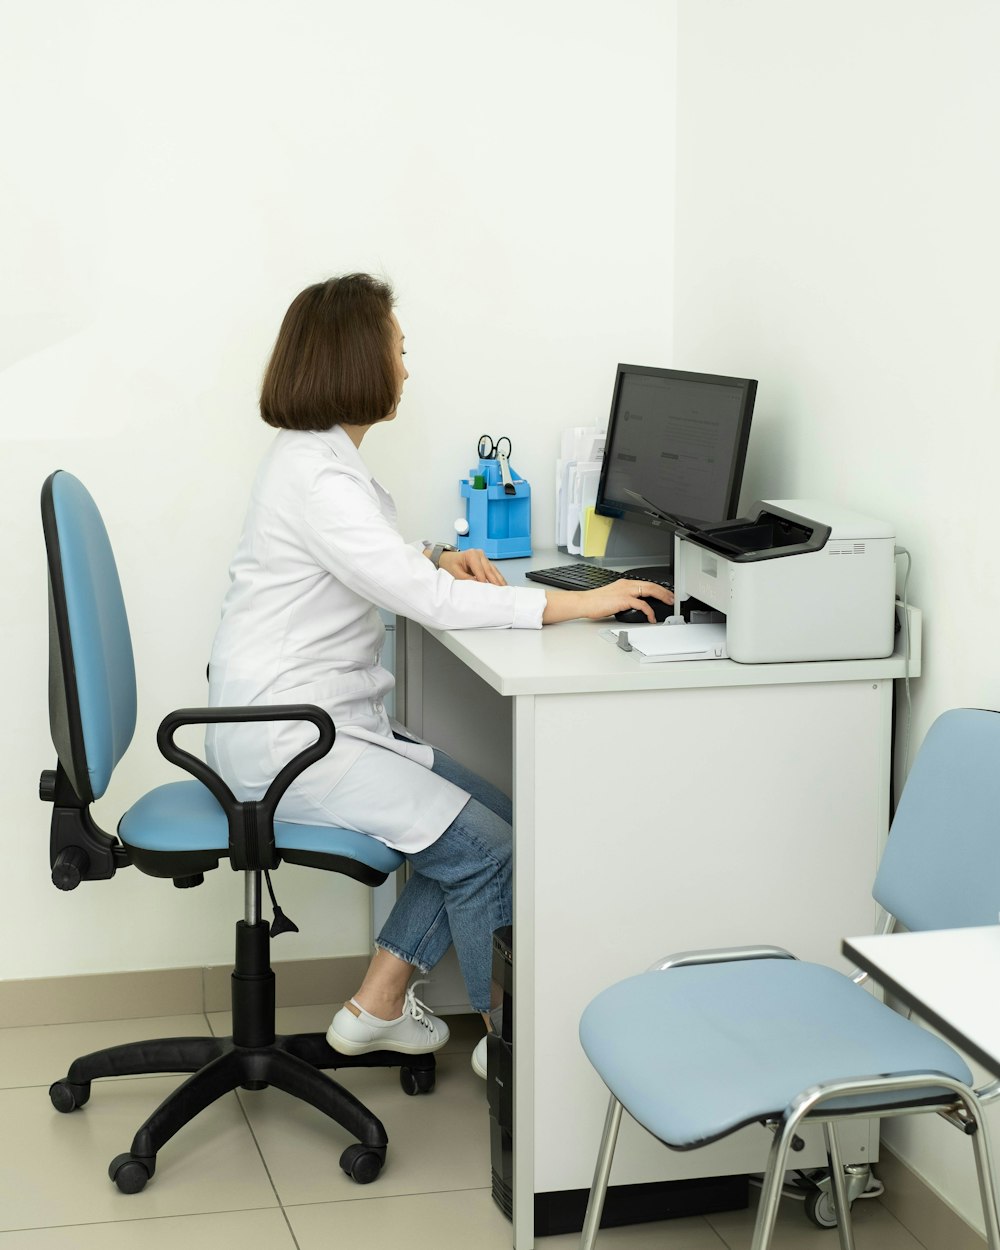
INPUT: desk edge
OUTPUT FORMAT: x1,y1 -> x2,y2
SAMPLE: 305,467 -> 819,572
843,936 -> 1000,1080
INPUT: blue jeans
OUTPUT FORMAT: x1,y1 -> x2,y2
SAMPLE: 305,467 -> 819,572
375,746 -> 512,1013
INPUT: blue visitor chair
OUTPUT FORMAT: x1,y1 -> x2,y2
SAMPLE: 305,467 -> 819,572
40,470 -> 434,1193
579,708 -> 1000,1250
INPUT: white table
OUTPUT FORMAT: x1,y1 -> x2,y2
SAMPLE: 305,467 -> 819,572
844,928 -> 1000,1078
397,551 -> 920,1249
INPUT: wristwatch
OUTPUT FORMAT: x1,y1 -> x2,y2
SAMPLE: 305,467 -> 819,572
423,541 -> 458,568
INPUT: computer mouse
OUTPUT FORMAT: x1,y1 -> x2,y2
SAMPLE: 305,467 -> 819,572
615,597 -> 672,624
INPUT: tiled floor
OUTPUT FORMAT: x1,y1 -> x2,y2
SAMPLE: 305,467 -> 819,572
0,1005 -> 929,1249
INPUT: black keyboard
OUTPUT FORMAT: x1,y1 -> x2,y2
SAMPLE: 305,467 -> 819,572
525,563 -> 674,591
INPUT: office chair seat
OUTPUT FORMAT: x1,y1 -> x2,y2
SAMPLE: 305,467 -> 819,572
120,778 -> 404,872
580,958 -> 972,1151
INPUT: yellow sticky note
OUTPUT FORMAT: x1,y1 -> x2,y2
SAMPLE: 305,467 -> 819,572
581,506 -> 612,558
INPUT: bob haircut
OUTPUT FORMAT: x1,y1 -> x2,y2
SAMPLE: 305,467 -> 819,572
260,274 -> 398,430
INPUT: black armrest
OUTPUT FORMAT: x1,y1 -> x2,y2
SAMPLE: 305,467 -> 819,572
157,704 -> 336,871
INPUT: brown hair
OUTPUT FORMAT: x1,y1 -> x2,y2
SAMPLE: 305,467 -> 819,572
260,274 -> 397,429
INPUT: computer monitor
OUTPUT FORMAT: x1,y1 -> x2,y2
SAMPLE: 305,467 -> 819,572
595,364 -> 756,535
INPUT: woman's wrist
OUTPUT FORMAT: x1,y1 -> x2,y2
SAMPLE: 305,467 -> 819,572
422,541 -> 458,569
542,590 -> 582,625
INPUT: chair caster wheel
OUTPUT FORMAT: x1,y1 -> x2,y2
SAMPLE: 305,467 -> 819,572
399,1065 -> 436,1095
49,1080 -> 90,1112
339,1143 -> 385,1184
109,1152 -> 153,1194
805,1188 -> 843,1228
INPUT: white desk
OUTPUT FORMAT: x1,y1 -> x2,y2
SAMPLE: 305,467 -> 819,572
398,552 -> 920,1249
844,928 -> 1000,1078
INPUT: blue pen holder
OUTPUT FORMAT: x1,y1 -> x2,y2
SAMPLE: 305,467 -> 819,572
459,457 -> 532,559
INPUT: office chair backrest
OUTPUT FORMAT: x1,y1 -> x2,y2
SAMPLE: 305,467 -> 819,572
873,708 -> 1000,931
41,471 -> 136,804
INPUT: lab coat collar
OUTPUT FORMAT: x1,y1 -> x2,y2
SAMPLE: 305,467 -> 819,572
309,424 -> 397,518
310,423 -> 371,475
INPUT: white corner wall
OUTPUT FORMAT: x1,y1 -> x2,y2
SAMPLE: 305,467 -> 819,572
674,0 -> 1000,1234
2,2 -> 676,979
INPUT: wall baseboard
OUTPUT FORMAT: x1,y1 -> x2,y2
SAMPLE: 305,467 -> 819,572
0,955 -> 371,1028
878,1146 -> 986,1249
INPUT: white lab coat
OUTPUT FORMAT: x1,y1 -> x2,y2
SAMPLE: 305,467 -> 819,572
206,425 -> 545,852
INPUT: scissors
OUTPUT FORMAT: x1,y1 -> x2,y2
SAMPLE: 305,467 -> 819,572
476,434 -> 516,495
477,434 -> 512,460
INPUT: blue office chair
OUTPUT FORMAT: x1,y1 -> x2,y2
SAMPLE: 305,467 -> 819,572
40,470 -> 435,1193
579,707 -> 1000,1250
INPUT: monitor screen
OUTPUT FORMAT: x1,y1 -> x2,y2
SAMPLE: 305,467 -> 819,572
595,364 -> 756,533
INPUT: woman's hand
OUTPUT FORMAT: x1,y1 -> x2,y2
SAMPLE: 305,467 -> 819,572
541,579 -> 674,625
438,547 -> 507,586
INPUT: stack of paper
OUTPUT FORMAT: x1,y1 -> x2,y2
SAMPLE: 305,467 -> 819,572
603,621 -> 728,664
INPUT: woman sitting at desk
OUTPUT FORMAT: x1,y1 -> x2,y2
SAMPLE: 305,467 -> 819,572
207,273 -> 672,1075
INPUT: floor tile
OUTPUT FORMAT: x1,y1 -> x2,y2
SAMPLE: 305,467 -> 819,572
207,1003 -> 483,1056
0,1208 -> 297,1248
286,1188 -> 513,1250
0,1078 -> 276,1232
287,1187 -> 729,1250
240,1051 -> 491,1205
706,1186 -> 924,1249
0,1015 -> 212,1090
542,1215 -> 728,1248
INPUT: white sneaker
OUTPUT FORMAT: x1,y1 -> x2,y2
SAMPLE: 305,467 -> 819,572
327,984 -> 450,1056
472,1034 -> 488,1079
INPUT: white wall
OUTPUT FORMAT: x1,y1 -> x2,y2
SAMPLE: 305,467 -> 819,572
674,0 -> 1000,1233
2,1 -> 676,979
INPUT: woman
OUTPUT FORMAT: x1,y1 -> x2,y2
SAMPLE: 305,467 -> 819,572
206,274 -> 672,1077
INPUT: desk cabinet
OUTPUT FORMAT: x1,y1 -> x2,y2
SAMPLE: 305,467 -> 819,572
399,591 -> 919,1249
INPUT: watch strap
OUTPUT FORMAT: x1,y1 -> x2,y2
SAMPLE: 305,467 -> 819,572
428,542 -> 458,568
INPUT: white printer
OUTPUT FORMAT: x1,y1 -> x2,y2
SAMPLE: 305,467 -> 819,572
675,500 -> 897,663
